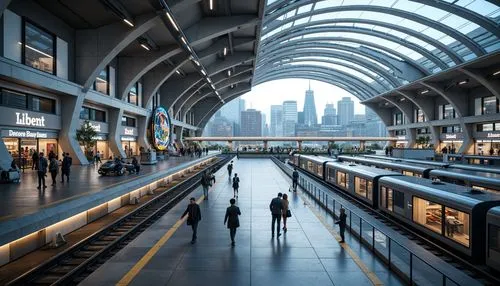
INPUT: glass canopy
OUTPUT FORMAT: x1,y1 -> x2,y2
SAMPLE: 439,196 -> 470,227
255,0 -> 500,99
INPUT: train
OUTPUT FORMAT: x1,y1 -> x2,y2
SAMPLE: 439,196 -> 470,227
337,155 -> 500,193
290,154 -> 500,271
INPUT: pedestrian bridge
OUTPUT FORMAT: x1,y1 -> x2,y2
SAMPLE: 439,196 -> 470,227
184,137 -> 397,149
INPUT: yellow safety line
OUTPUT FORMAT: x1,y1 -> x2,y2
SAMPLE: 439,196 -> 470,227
298,192 -> 384,286
116,195 -> 205,286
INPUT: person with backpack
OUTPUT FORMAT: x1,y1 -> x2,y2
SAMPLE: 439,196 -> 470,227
232,173 -> 240,198
227,161 -> 233,178
49,155 -> 59,186
269,193 -> 283,238
224,198 -> 241,246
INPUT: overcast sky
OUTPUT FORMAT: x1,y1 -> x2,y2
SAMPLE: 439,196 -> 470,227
240,79 -> 366,124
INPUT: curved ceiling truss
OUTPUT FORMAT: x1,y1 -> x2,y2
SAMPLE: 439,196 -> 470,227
255,0 -> 500,101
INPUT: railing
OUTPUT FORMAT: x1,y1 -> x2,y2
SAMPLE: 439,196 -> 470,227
271,157 -> 463,286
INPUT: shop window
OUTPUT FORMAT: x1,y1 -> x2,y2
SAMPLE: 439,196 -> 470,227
489,224 -> 500,258
442,125 -> 462,134
94,67 -> 109,95
32,95 -> 55,113
23,20 -> 55,74
395,130 -> 406,136
477,122 -> 500,132
413,197 -> 442,234
445,207 -> 470,247
121,116 -> 136,127
354,177 -> 373,200
336,171 -> 348,189
128,83 -> 138,106
483,96 -> 499,115
0,89 -> 27,109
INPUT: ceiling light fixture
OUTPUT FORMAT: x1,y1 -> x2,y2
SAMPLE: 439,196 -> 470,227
458,79 -> 469,85
493,70 -> 500,76
227,70 -> 231,76
400,98 -> 405,102
207,78 -> 212,83
140,43 -> 150,51
420,89 -> 429,94
180,37 -> 188,46
223,47 -> 227,56
123,19 -> 134,27
201,70 -> 206,76
209,0 -> 214,10
211,84 -> 215,89
193,60 -> 200,66
215,91 -> 219,96
175,70 -> 181,75
166,12 -> 179,32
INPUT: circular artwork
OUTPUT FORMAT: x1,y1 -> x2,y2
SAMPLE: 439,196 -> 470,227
152,107 -> 171,151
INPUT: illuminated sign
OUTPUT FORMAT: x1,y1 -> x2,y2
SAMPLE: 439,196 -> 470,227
397,136 -> 406,140
8,129 -> 48,138
152,106 -> 171,151
487,133 -> 500,138
124,128 -> 134,135
89,123 -> 101,132
15,112 -> 45,127
92,135 -> 106,141
445,134 -> 457,139
121,136 -> 136,141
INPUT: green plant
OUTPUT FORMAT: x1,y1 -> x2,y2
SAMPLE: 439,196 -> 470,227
416,136 -> 431,148
76,120 -> 97,158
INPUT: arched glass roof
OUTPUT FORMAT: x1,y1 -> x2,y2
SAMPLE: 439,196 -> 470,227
255,0 -> 500,99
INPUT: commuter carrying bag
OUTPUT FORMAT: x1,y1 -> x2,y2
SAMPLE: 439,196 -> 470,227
286,210 -> 292,218
187,217 -> 192,225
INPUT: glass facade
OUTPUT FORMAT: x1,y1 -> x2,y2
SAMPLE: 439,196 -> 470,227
24,21 -> 55,74
121,116 -> 136,127
476,96 -> 499,115
94,67 -> 109,95
0,89 -> 55,114
80,107 -> 106,122
128,83 -> 139,106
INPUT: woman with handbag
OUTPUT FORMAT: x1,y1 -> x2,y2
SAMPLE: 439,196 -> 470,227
282,193 -> 290,233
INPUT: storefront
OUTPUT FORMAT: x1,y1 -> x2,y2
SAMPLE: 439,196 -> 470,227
395,136 -> 408,148
439,133 -> 463,153
475,131 -> 500,156
0,107 -> 62,169
121,127 -> 138,158
78,120 -> 112,160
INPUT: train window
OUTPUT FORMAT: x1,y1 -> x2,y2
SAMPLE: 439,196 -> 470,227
393,191 -> 405,209
307,161 -> 313,173
444,207 -> 470,247
381,186 -> 387,209
336,171 -> 349,188
355,177 -> 373,201
489,225 -> 500,258
403,171 -> 414,176
413,197 -> 443,235
326,168 -> 335,183
388,189 -> 393,211
317,164 -> 323,177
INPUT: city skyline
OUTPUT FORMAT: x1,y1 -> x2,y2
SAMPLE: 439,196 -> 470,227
241,79 -> 365,125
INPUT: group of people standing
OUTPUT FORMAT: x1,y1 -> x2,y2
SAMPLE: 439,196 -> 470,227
36,152 -> 72,190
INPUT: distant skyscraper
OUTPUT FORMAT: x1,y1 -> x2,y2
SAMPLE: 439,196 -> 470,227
303,84 -> 317,126
282,100 -> 297,136
321,103 -> 337,125
297,112 -> 304,124
337,97 -> 354,126
270,105 -> 283,137
240,109 -> 262,136
261,113 -> 266,135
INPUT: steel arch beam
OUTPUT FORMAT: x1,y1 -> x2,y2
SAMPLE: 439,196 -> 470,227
258,38 -> 430,77
261,26 -> 449,70
380,96 -> 415,147
264,18 -> 463,65
260,57 -> 394,90
263,4 -> 485,56
256,48 -> 402,87
255,65 -> 380,97
458,67 -> 500,101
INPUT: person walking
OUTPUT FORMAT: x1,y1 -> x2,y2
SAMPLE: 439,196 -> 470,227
224,198 -> 241,246
61,153 -> 72,183
335,208 -> 347,243
200,171 -> 211,200
32,151 -> 39,170
292,168 -> 299,191
49,155 -> 59,186
131,157 -> 140,174
227,161 -> 233,178
96,151 -> 102,164
210,169 -> 216,185
232,173 -> 240,198
281,193 -> 289,233
37,152 -> 48,190
269,193 -> 283,238
181,197 -> 202,244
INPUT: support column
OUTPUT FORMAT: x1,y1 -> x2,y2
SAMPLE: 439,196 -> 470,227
298,141 -> 303,151
263,140 -> 268,150
108,108 -> 126,159
360,141 -> 365,151
137,115 -> 151,151
60,92 -> 88,165
227,141 -> 233,151
0,139 -> 12,170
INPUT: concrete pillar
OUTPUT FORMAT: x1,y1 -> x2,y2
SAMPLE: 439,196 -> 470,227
227,141 -> 233,150
59,92 -> 88,165
263,140 -> 268,150
298,141 -> 303,151
137,115 -> 151,151
359,141 -> 365,151
108,108 -> 126,158
0,139 -> 12,170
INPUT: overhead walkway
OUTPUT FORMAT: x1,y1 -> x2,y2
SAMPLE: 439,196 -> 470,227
81,159 -> 402,286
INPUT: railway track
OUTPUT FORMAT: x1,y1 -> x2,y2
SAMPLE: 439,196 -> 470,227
7,155 -> 231,286
272,156 -> 500,286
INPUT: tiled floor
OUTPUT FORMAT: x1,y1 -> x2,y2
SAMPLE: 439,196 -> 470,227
0,153 -> 215,219
81,158 -> 402,286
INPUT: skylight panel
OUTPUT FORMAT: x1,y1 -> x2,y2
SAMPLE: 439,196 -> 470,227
457,0 -> 500,18
297,4 -> 313,14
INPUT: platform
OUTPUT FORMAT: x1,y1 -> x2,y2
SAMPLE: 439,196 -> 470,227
81,158 -> 403,286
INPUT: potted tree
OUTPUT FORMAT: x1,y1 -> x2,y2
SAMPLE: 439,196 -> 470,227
76,120 -> 97,162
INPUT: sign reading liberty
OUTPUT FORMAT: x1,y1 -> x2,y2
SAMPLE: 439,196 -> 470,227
152,107 -> 171,151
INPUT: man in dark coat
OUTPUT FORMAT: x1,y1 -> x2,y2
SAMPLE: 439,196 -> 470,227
292,168 -> 299,191
181,197 -> 202,244
200,171 -> 210,200
61,153 -> 72,183
335,208 -> 347,243
37,152 -> 48,190
224,198 -> 241,246
269,193 -> 283,238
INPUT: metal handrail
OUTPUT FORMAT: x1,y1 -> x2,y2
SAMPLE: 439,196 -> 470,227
271,156 -> 462,286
